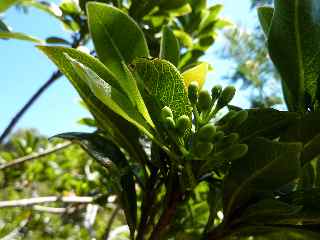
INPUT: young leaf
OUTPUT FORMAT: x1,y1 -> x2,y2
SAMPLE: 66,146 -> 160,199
267,0 -> 320,112
133,58 -> 191,120
223,137 -> 302,220
87,2 -> 149,76
160,26 -> 180,67
53,132 -> 137,236
257,6 -> 274,36
182,62 -> 209,89
0,32 -> 44,43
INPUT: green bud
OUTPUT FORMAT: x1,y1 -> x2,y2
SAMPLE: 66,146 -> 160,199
211,85 -> 222,102
175,115 -> 191,136
163,117 -> 175,129
161,106 -> 173,120
198,90 -> 212,112
212,131 -> 224,143
217,144 -> 248,160
198,123 -> 216,141
217,110 -> 237,125
229,110 -> 248,128
188,81 -> 199,104
195,142 -> 214,158
216,86 -> 236,110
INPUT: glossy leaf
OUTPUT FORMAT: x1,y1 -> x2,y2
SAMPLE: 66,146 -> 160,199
160,26 -> 180,67
182,62 -> 209,89
66,55 -> 156,140
53,132 -> 137,236
257,6 -> 274,36
37,46 -> 152,166
223,137 -> 302,219
133,58 -> 191,119
0,31 -> 43,43
87,2 -> 153,126
222,109 -> 300,142
87,2 -> 149,76
267,0 -> 320,112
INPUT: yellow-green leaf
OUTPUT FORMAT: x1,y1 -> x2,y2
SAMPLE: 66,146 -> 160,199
182,62 -> 209,89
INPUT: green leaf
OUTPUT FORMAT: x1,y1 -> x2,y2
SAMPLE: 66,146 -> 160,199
87,2 -> 153,126
66,55 -> 156,140
0,0 -> 19,12
160,26 -> 180,67
53,132 -> 137,236
87,2 -> 149,76
37,46 -> 152,166
257,6 -> 274,36
133,58 -> 191,120
0,31 -> 43,43
237,199 -> 301,224
173,30 -> 193,48
267,0 -> 320,112
222,109 -> 300,142
46,37 -> 70,45
223,137 -> 302,220
198,4 -> 223,34
0,20 -> 10,32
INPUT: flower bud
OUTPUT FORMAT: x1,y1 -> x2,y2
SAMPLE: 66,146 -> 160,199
163,117 -> 175,129
161,106 -> 173,120
195,142 -> 214,158
216,86 -> 236,110
212,131 -> 224,143
211,85 -> 222,102
217,144 -> 248,160
198,123 -> 216,141
229,110 -> 248,128
198,90 -> 212,112
175,115 -> 191,136
188,81 -> 199,104
217,110 -> 237,125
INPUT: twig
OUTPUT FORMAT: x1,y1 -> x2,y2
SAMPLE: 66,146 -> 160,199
0,142 -> 72,170
0,70 -> 62,144
0,218 -> 30,240
32,205 -> 73,213
103,206 -> 121,240
0,195 -> 94,208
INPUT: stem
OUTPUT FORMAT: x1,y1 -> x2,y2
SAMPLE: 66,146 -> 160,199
0,70 -> 62,144
0,195 -> 94,208
0,142 -> 72,170
149,190 -> 184,240
103,206 -> 121,240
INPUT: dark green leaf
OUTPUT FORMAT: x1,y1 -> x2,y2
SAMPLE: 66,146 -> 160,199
223,137 -> 302,220
267,0 -> 320,111
257,6 -> 274,36
0,20 -> 10,32
160,26 -> 180,67
46,37 -> 70,45
222,109 -> 300,142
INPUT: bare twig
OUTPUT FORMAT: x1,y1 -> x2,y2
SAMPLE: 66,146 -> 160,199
0,142 -> 72,170
32,205 -> 73,213
103,206 -> 121,240
0,195 -> 94,208
0,70 -> 62,144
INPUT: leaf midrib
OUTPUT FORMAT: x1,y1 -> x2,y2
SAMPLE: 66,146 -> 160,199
225,150 -> 286,218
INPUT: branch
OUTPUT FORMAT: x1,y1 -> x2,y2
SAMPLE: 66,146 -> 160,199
0,70 -> 62,144
0,195 -> 94,208
0,142 -> 72,170
32,205 -> 73,213
103,206 -> 120,240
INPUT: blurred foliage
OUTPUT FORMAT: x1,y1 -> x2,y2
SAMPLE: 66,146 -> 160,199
222,27 -> 282,108
0,129 -> 127,239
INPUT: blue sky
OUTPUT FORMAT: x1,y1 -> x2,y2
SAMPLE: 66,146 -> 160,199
0,0 -> 257,138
